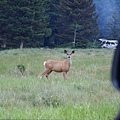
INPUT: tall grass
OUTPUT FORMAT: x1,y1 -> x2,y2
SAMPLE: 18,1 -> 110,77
0,48 -> 120,119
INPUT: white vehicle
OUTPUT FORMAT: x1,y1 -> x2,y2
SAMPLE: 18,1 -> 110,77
99,38 -> 118,49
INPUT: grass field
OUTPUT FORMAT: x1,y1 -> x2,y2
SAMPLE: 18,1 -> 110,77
0,48 -> 120,119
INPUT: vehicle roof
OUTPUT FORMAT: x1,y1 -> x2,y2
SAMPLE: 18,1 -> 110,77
99,38 -> 118,43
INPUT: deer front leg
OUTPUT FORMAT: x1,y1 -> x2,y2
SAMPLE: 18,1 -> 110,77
63,72 -> 67,80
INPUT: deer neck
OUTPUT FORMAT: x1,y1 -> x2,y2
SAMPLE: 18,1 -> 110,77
66,57 -> 72,66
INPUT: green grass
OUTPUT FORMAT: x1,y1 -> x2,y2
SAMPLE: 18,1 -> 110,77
0,48 -> 120,119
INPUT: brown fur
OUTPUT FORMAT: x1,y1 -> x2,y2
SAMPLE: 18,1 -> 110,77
40,50 -> 75,80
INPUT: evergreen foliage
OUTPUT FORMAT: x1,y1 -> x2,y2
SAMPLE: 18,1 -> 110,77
53,0 -> 99,48
0,0 -> 51,49
0,0 -> 100,49
107,12 -> 120,39
0,0 -> 9,48
94,0 -> 120,39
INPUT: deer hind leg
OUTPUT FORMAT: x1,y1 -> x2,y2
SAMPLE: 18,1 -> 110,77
41,69 -> 52,79
63,72 -> 67,80
46,70 -> 52,79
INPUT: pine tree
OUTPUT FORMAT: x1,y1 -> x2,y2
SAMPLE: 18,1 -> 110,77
54,0 -> 99,48
0,0 -> 9,48
107,12 -> 120,39
115,0 -> 120,15
32,0 -> 52,47
0,0 -> 52,49
6,0 -> 35,49
48,0 -> 59,47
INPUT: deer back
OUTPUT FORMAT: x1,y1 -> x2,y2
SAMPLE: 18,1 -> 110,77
44,60 -> 70,72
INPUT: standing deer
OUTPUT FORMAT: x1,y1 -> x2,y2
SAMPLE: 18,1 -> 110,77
40,50 -> 75,80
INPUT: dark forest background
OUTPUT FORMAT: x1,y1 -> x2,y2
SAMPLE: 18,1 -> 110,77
0,0 -> 120,49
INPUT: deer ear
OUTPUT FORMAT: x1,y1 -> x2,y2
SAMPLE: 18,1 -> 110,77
64,50 -> 67,53
72,50 -> 75,54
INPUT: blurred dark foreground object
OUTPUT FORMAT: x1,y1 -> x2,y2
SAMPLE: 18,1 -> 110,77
111,40 -> 120,120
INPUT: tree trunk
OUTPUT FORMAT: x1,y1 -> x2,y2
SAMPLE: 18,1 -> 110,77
20,40 -> 24,49
73,28 -> 77,47
44,37 -> 49,47
1,40 -> 6,48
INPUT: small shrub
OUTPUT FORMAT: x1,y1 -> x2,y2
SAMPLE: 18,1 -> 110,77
17,64 -> 25,76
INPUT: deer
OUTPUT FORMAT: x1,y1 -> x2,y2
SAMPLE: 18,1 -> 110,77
40,50 -> 75,80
